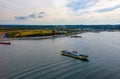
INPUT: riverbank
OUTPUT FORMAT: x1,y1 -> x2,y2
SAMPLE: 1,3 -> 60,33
7,35 -> 67,40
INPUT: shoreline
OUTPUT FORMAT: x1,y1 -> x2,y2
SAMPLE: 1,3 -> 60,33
8,35 -> 67,40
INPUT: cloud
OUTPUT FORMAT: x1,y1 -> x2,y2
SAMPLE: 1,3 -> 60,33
95,5 -> 120,12
39,12 -> 45,14
89,0 -> 120,11
38,15 -> 44,18
74,10 -> 89,16
67,0 -> 99,11
1,0 -> 120,24
14,16 -> 28,20
14,11 -> 45,20
38,12 -> 45,18
29,13 -> 37,18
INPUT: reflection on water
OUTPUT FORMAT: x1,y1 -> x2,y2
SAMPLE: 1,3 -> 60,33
0,32 -> 120,79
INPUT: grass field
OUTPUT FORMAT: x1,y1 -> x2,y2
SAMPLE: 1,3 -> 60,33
0,30 -> 54,38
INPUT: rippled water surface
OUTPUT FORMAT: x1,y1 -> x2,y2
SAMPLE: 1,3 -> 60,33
0,32 -> 120,79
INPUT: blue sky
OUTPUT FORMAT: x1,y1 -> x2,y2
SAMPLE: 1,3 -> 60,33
0,0 -> 120,25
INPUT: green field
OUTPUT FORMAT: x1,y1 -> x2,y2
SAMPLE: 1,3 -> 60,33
0,30 -> 55,38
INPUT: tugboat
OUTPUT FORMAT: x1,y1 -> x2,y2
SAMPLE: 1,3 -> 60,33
61,50 -> 88,60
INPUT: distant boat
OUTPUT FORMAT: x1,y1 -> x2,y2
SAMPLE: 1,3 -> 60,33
71,32 -> 81,38
0,33 -> 11,45
61,50 -> 88,60
70,35 -> 81,38
0,41 -> 11,45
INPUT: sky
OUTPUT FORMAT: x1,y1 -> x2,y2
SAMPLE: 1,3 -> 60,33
0,0 -> 120,25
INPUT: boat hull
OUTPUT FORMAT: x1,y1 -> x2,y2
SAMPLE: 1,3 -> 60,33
61,51 -> 88,60
0,42 -> 11,45
61,52 -> 71,56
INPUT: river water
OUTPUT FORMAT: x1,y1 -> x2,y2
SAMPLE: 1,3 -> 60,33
0,32 -> 120,79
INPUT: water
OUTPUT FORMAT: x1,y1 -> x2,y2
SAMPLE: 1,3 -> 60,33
0,32 -> 120,79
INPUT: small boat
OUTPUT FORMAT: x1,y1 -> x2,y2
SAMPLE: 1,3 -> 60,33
0,33 -> 11,45
70,35 -> 81,38
0,41 -> 11,45
61,50 -> 88,60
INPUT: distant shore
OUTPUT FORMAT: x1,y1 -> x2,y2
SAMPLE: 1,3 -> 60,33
1,26 -> 120,40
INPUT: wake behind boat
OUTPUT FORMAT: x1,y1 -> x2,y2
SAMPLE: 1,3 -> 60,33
61,50 -> 88,60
